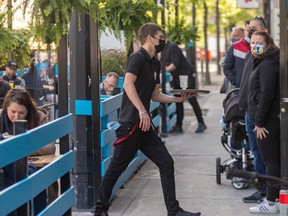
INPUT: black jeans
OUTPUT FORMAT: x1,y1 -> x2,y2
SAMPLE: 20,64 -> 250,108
95,124 -> 180,216
176,96 -> 204,127
256,118 -> 280,201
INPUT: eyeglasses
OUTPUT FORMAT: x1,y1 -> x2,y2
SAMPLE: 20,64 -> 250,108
105,80 -> 117,88
152,35 -> 165,41
254,16 -> 267,28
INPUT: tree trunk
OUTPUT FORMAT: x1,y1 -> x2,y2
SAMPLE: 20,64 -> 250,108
203,0 -> 211,84
216,0 -> 221,75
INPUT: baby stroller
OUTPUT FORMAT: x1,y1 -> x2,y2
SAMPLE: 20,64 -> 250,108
216,88 -> 254,189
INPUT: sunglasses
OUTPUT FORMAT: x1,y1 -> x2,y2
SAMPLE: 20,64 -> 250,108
254,16 -> 267,28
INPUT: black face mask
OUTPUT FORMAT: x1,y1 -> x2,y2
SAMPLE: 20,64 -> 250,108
155,39 -> 166,53
248,29 -> 257,39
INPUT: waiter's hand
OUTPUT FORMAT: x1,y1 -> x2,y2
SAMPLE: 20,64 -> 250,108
174,92 -> 197,103
139,111 -> 151,132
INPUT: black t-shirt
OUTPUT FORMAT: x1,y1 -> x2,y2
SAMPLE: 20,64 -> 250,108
165,41 -> 196,88
118,47 -> 160,123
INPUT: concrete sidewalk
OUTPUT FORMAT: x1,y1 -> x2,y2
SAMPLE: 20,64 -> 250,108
73,72 -> 259,216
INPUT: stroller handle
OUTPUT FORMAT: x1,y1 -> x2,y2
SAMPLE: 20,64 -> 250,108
226,88 -> 240,98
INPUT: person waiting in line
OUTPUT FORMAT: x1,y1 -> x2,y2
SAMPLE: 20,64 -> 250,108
93,22 -> 201,216
223,21 -> 250,89
230,26 -> 245,44
100,72 -> 120,95
247,31 -> 280,214
220,26 -> 245,93
0,88 -> 57,211
165,40 -> 207,133
3,61 -> 26,89
238,16 -> 268,204
222,21 -> 251,157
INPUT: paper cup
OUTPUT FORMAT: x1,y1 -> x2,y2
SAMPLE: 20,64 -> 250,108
179,75 -> 188,90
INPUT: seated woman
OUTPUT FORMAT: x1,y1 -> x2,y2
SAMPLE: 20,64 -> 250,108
0,88 -> 56,214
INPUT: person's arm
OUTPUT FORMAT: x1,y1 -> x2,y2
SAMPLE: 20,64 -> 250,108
123,72 -> 151,132
151,84 -> 196,103
223,45 -> 236,86
165,63 -> 176,72
165,44 -> 181,73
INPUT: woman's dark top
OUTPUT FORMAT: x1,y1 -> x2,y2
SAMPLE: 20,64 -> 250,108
247,48 -> 280,127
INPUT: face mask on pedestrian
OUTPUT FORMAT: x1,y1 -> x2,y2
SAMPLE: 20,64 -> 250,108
251,44 -> 265,57
244,37 -> 251,43
230,37 -> 239,43
155,39 -> 166,53
248,29 -> 257,39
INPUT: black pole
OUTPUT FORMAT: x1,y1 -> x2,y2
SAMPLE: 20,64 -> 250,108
58,35 -> 71,216
89,15 -> 101,206
279,0 -> 288,188
70,13 -> 94,209
161,0 -> 167,135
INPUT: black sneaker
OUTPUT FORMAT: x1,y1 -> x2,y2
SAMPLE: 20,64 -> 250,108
242,191 -> 266,203
195,123 -> 207,133
171,125 -> 183,133
175,210 -> 201,216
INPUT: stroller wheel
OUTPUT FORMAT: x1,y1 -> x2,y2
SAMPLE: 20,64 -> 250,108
231,177 -> 249,189
216,157 -> 221,184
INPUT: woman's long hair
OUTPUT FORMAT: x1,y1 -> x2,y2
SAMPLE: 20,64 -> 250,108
3,88 -> 40,129
252,31 -> 278,50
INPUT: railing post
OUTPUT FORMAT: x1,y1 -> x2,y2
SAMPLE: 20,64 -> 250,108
13,120 -> 29,216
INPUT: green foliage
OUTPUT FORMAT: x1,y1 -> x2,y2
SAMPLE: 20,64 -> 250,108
11,30 -> 33,68
167,18 -> 199,45
99,0 -> 159,51
101,49 -> 127,77
27,0 -> 101,44
0,8 -> 32,68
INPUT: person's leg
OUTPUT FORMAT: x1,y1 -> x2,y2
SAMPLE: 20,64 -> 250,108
256,118 -> 280,202
188,97 -> 206,133
245,112 -> 266,175
176,102 -> 184,129
188,97 -> 204,124
140,132 -> 179,216
249,119 -> 280,214
94,127 -> 141,215
243,112 -> 266,203
140,130 -> 200,216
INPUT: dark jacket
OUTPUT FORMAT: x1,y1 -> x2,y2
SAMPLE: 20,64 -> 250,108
247,48 -> 280,127
238,51 -> 253,110
2,74 -> 25,88
223,38 -> 250,88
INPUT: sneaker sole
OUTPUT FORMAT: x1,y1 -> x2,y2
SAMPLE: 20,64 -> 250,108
242,199 -> 259,203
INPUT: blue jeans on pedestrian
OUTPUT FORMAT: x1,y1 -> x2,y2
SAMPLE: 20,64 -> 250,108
95,123 -> 181,216
245,112 -> 266,176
